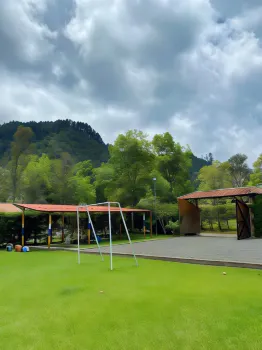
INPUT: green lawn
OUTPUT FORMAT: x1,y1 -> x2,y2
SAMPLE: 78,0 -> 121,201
1,251 -> 262,350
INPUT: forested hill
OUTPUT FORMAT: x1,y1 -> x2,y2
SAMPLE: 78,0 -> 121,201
191,155 -> 210,175
0,120 -> 109,166
0,119 -> 208,172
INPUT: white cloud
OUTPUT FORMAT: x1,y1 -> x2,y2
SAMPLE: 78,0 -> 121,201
0,0 -> 262,165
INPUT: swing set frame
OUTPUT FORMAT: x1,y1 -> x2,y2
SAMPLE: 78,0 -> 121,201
76,202 -> 138,270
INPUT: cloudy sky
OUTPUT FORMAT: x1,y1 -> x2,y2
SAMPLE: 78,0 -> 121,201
0,0 -> 262,164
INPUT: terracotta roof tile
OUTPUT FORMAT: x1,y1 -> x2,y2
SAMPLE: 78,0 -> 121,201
178,187 -> 262,200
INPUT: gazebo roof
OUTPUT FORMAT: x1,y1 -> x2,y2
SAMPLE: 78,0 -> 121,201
178,187 -> 262,200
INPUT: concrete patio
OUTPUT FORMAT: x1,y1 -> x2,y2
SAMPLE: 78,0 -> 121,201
85,236 -> 262,269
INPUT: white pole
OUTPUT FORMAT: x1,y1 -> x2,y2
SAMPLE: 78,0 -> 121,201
77,208 -> 80,264
86,209 -> 104,262
108,202 -> 113,271
118,203 -> 138,267
77,202 -> 137,269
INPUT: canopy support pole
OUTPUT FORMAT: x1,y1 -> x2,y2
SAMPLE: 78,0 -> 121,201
48,214 -> 52,249
21,209 -> 25,246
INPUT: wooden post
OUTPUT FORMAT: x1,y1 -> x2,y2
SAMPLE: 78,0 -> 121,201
150,211 -> 153,238
131,212 -> 134,232
61,214 -> 65,243
21,210 -> 25,246
48,214 -> 52,249
87,219 -> 91,245
143,213 -> 146,238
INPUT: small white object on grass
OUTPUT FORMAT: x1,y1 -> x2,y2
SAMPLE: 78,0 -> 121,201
222,272 -> 227,275
100,290 -> 104,293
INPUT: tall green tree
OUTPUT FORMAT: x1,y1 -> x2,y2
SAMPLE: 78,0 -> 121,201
93,163 -> 115,203
152,132 -> 193,198
95,130 -> 155,206
197,162 -> 233,231
197,161 -> 232,191
21,154 -> 52,203
228,153 -> 249,187
9,126 -> 34,201
68,161 -> 96,204
48,152 -> 74,204
149,170 -> 171,202
0,167 -> 11,202
249,154 -> 262,186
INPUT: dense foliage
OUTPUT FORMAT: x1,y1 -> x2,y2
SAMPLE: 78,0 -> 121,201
0,120 -> 108,167
1,119 -> 262,243
0,121 -> 208,205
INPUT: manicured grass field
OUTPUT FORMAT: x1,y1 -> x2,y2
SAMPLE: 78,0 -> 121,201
1,251 -> 262,350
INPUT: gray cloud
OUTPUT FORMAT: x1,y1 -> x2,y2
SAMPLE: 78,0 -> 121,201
211,0 -> 262,16
0,0 -> 262,165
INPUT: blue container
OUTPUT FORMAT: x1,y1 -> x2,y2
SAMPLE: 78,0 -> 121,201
6,246 -> 12,252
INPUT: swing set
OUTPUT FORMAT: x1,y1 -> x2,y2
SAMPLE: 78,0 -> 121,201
76,202 -> 138,270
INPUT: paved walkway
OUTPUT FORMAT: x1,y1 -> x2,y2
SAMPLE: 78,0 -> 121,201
84,236 -> 262,269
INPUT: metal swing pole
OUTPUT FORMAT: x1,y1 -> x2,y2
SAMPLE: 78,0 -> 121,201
77,202 -> 137,270
118,203 -> 138,267
108,202 -> 113,271
77,208 -> 80,265
86,208 -> 104,262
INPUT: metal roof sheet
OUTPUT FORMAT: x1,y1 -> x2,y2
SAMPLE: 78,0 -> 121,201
14,204 -> 149,213
0,203 -> 22,213
178,187 -> 262,200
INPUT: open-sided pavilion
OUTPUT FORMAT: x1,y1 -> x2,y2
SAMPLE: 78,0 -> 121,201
14,204 -> 152,247
178,187 -> 262,240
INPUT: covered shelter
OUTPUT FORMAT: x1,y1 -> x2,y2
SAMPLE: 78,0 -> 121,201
178,187 -> 262,240
14,203 -> 152,247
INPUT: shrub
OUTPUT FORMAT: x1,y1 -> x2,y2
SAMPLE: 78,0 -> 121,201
165,220 -> 180,234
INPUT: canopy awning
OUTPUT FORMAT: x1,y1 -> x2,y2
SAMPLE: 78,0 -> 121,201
14,203 -> 150,213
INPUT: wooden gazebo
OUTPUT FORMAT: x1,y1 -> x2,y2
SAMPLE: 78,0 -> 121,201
178,187 -> 262,240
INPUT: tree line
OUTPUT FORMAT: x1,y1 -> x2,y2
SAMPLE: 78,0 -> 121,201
1,124 -> 262,233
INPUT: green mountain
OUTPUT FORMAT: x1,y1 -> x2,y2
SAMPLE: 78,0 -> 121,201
191,154 -> 210,173
0,120 -> 109,167
0,119 -> 208,173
